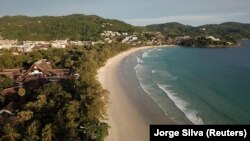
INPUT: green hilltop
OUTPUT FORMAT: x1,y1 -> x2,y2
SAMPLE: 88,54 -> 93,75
146,22 -> 199,36
146,22 -> 250,40
0,14 -> 250,43
0,14 -> 141,41
0,14 -> 250,141
199,22 -> 250,39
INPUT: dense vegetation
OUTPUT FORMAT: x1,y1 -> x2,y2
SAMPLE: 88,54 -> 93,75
0,75 -> 13,104
199,22 -> 250,40
0,14 -> 249,141
0,14 -> 141,41
0,43 -> 132,141
1,14 -> 249,42
178,37 -> 230,47
146,22 -> 200,37
146,22 -> 250,40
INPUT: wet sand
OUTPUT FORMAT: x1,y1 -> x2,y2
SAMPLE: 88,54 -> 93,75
97,46 -> 174,141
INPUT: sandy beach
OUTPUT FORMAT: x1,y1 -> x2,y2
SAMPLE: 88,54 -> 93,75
97,46 -> 174,141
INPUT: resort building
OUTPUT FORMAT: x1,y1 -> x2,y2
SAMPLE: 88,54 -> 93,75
1,59 -> 70,96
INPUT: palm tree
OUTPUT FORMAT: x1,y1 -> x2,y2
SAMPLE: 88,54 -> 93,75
23,121 -> 40,141
41,124 -> 54,141
1,123 -> 21,141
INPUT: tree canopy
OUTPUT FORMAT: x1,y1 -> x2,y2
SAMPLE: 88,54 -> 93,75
0,15 -> 140,41
0,43 -> 132,141
146,22 -> 250,40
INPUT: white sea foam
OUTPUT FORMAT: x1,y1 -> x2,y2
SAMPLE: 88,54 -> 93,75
136,56 -> 143,63
150,48 -> 157,52
142,51 -> 151,58
151,70 -> 156,73
156,84 -> 203,124
134,65 -> 139,70
136,72 -> 154,96
134,62 -> 155,96
134,49 -> 202,124
172,77 -> 178,80
142,48 -> 158,58
151,69 -> 178,81
134,57 -> 143,70
134,53 -> 202,124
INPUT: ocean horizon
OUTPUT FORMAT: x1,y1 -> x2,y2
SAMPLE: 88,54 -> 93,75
119,40 -> 250,124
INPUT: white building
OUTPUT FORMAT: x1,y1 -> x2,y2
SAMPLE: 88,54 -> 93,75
51,40 -> 68,48
70,41 -> 84,46
206,36 -> 220,41
121,35 -> 138,43
0,40 -> 18,49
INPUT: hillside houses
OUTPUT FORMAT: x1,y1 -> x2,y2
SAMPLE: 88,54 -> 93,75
0,40 -> 68,52
100,30 -> 140,44
0,30 -> 170,51
51,40 -> 68,48
121,35 -> 138,43
0,40 -> 18,49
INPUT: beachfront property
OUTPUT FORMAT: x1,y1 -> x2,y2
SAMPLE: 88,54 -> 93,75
101,30 -> 117,37
0,31 -> 165,52
206,36 -> 220,41
0,40 -> 68,52
1,59 -> 70,95
51,40 -> 68,48
121,35 -> 138,43
100,30 -> 141,44
175,36 -> 191,41
0,59 -> 70,117
100,30 -> 127,37
0,40 -> 18,50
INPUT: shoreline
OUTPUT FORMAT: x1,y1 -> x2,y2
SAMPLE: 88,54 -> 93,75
97,45 -> 175,141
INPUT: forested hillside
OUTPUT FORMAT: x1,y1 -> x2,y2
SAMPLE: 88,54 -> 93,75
0,14 -> 141,41
146,22 -> 250,39
199,22 -> 250,39
146,22 -> 200,36
1,14 -> 249,42
0,14 -> 250,140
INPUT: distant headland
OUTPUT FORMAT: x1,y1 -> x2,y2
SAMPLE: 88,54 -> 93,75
0,14 -> 249,49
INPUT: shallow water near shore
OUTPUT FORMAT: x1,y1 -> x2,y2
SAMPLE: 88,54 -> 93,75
120,40 -> 250,124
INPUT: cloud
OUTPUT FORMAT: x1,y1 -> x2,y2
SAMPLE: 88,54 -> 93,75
124,12 -> 250,26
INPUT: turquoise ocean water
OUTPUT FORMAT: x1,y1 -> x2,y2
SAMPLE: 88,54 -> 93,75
121,40 -> 250,124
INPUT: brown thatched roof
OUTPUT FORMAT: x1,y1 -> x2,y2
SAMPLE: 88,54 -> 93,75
23,59 -> 52,76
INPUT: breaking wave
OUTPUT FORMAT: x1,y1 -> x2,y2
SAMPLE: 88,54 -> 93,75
151,69 -> 178,81
156,84 -> 203,124
134,52 -> 203,124
142,48 -> 157,58
142,51 -> 151,58
151,69 -> 156,74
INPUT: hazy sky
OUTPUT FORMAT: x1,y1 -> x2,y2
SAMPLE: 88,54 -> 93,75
0,0 -> 249,26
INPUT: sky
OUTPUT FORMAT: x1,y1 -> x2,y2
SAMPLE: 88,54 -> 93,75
0,0 -> 250,26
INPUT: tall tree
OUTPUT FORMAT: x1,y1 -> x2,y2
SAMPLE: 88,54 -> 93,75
23,121 -> 40,141
1,124 -> 21,141
41,124 -> 54,141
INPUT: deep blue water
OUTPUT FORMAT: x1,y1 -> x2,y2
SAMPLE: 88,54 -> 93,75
131,40 -> 250,124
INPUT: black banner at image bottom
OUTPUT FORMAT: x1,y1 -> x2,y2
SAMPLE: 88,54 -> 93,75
150,125 -> 250,141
